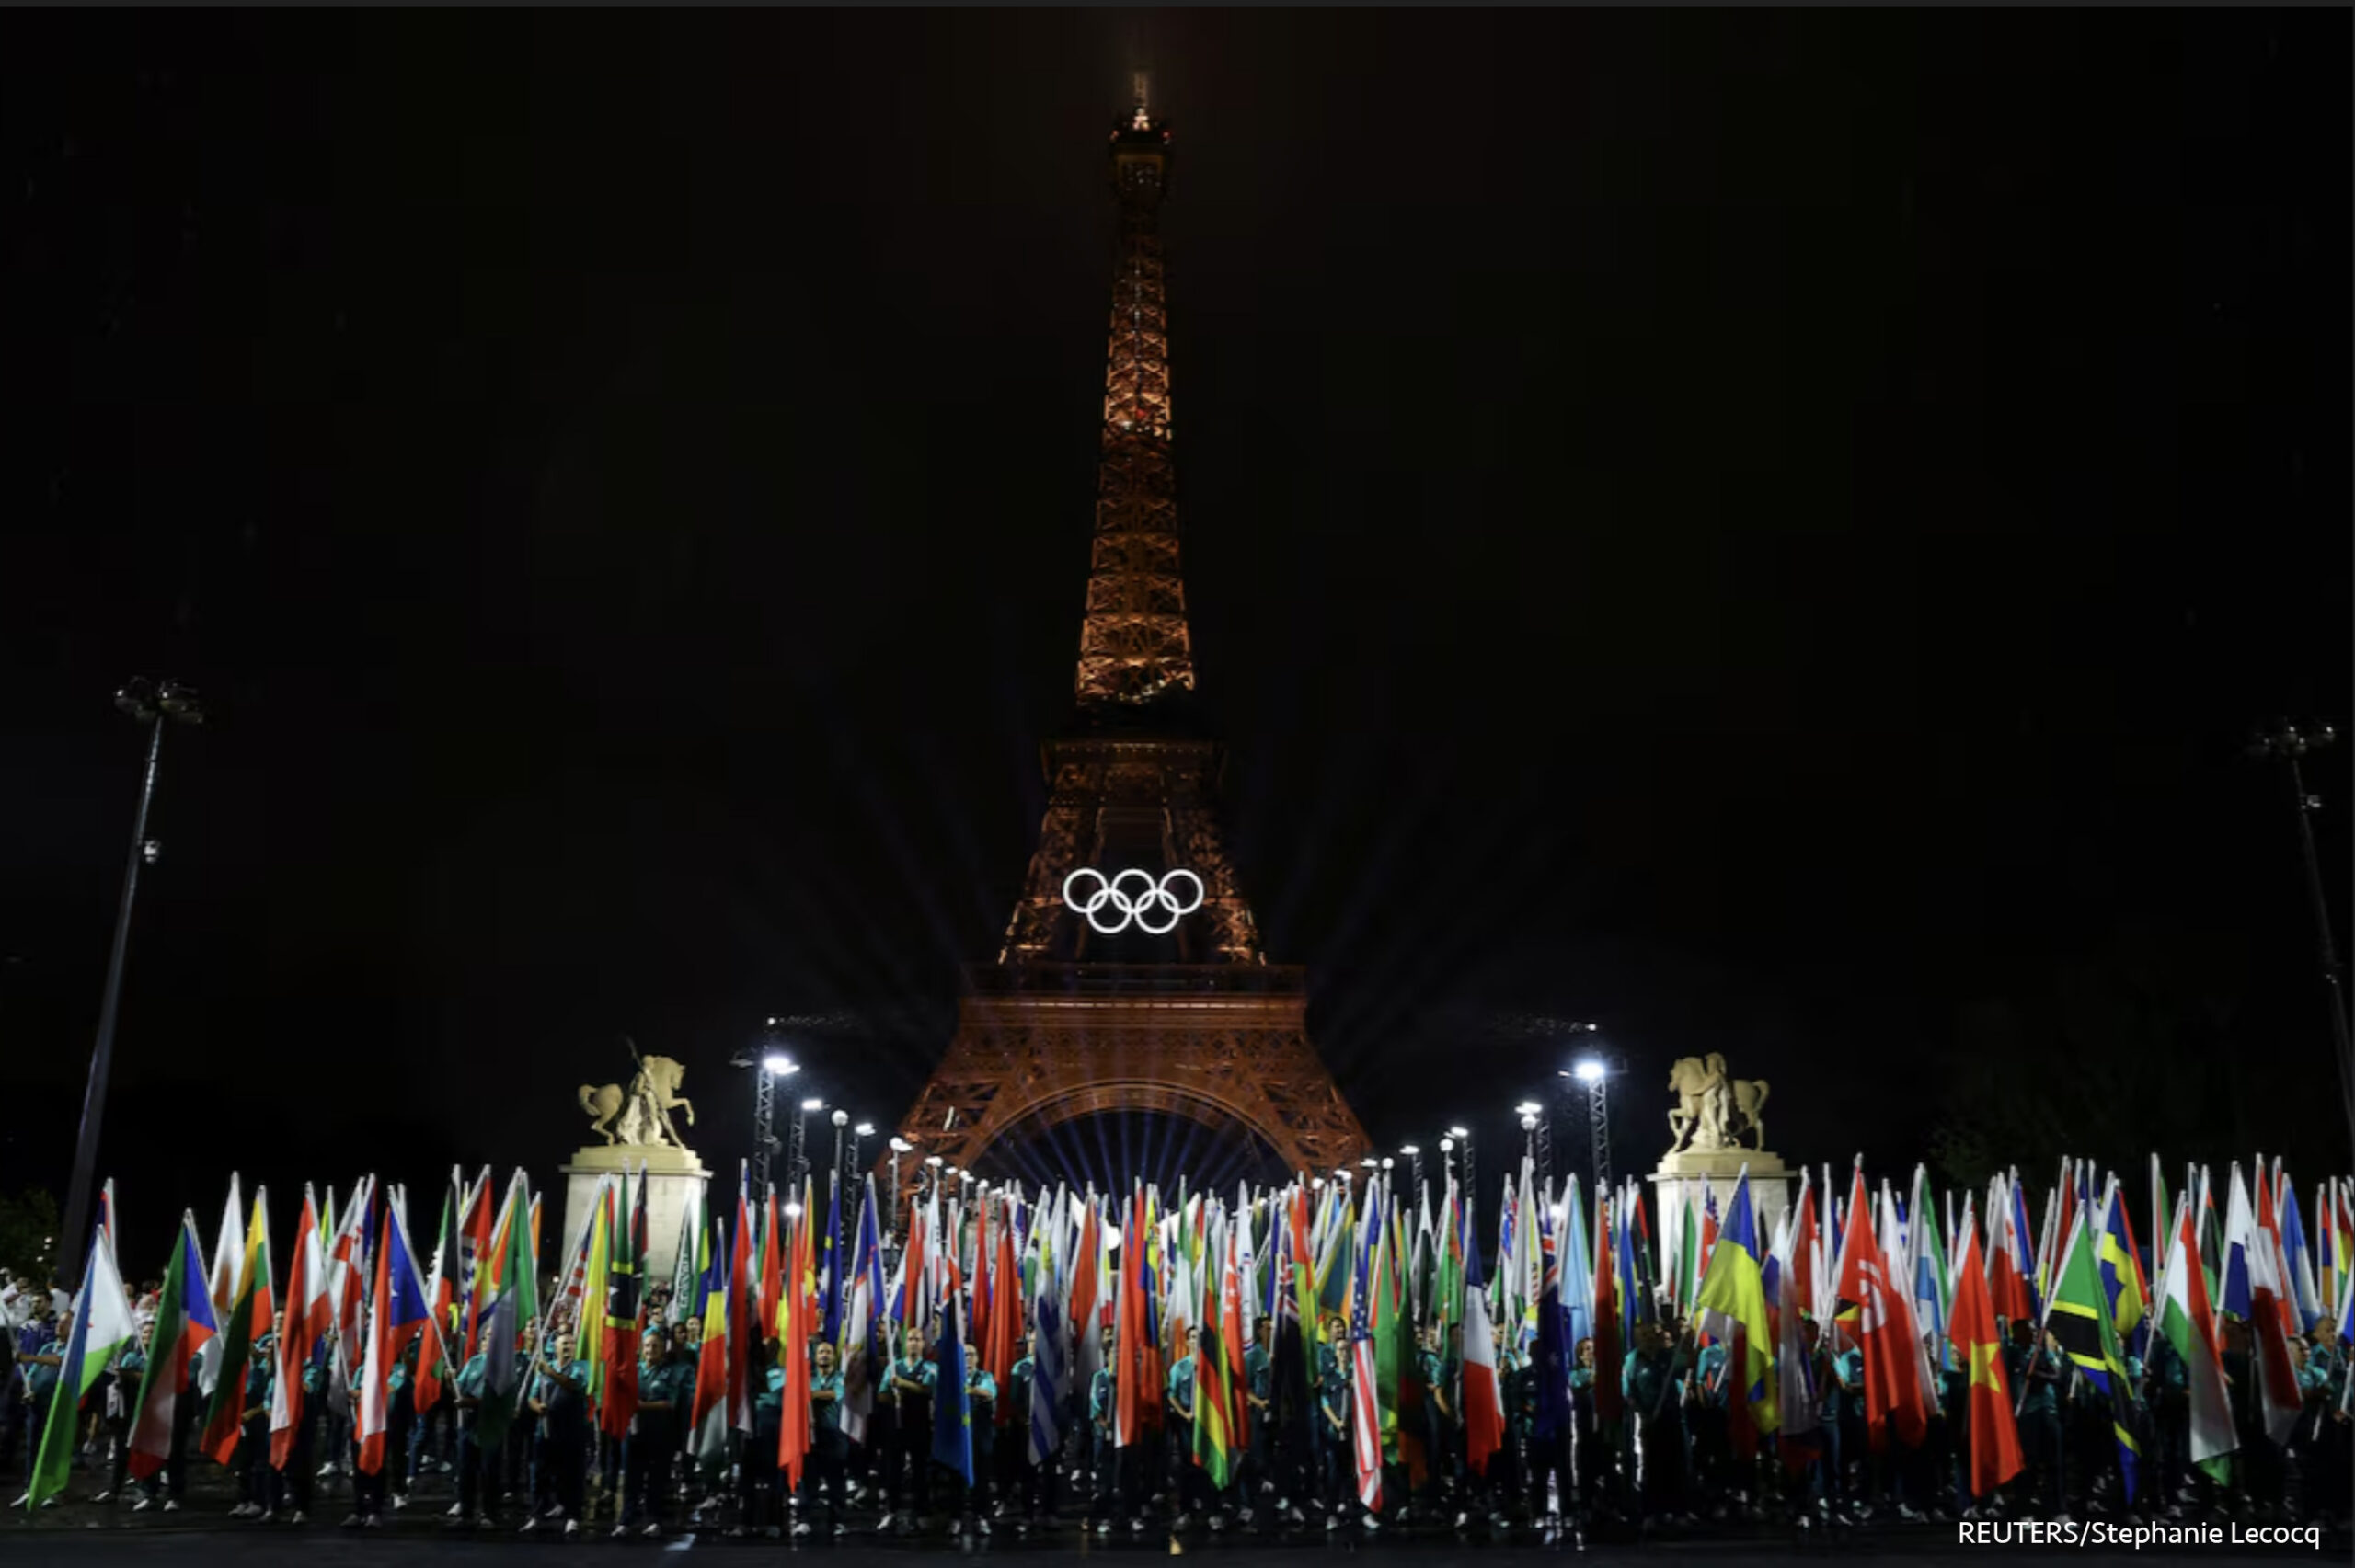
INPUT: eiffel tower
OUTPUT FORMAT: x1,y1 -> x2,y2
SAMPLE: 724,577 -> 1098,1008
888,77 -> 1372,1196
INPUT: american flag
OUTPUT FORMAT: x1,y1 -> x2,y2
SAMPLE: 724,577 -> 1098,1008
1349,1193 -> 1384,1515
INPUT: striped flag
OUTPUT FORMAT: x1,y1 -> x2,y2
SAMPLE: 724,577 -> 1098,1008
26,1216 -> 138,1510
199,1186 -> 271,1466
126,1213 -> 219,1479
1348,1190 -> 1383,1515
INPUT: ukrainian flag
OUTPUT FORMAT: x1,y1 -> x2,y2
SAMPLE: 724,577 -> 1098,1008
1694,1172 -> 1778,1435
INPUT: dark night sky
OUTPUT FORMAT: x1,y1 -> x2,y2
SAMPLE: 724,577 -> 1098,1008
5,13 -> 2349,1264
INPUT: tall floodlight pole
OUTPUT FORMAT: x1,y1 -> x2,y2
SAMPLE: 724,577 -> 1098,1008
1569,1057 -> 1613,1200
1400,1145 -> 1425,1208
791,1097 -> 822,1196
2250,720 -> 2355,1150
735,1023 -> 798,1194
62,677 -> 202,1282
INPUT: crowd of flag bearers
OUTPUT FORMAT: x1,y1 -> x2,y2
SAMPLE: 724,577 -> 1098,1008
8,1150 -> 2353,1541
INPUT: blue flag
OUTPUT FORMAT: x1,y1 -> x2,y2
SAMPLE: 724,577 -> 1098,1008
932,1292 -> 974,1485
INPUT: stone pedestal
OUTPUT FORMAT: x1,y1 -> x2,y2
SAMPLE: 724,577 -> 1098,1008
558,1145 -> 709,1288
1650,1148 -> 1794,1294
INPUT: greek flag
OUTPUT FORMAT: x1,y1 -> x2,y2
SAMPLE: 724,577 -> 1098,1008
1029,1289 -> 1066,1465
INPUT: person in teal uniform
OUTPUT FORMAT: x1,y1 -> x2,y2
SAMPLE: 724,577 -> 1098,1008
1166,1326 -> 1201,1523
1243,1317 -> 1274,1522
618,1325 -> 685,1538
735,1336 -> 786,1538
447,1345 -> 493,1529
229,1333 -> 276,1519
1315,1316 -> 1351,1528
2004,1320 -> 2065,1519
1005,1331 -> 1051,1527
959,1352 -> 998,1534
1089,1327 -> 1121,1532
1689,1330 -> 1731,1517
881,1326 -> 935,1532
1416,1323 -> 1453,1522
797,1339 -> 849,1537
1622,1319 -> 1695,1523
523,1329 -> 589,1537
93,1315 -> 152,1505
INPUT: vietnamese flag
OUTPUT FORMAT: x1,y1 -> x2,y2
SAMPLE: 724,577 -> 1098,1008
1947,1214 -> 2023,1497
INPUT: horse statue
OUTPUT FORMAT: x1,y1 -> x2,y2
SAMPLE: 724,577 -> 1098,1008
1666,1052 -> 1770,1152
580,1038 -> 696,1149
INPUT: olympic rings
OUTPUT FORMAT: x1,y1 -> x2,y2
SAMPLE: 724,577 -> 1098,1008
1061,866 -> 1205,936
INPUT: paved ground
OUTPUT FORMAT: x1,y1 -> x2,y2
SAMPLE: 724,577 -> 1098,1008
8,1458 -> 2342,1562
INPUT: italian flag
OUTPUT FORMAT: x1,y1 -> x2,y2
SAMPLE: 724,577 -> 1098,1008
1461,1274 -> 1504,1475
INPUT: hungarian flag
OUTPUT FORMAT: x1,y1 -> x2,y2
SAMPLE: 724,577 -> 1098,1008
126,1213 -> 220,1479
1946,1214 -> 2023,1497
270,1188 -> 331,1471
2157,1196 -> 2236,1474
200,1185 -> 273,1466
26,1217 -> 139,1510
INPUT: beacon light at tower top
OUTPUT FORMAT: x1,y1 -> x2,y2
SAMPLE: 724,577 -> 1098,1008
1572,1059 -> 1608,1082
762,1052 -> 797,1076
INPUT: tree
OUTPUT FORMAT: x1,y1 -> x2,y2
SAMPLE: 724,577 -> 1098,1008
0,1186 -> 61,1282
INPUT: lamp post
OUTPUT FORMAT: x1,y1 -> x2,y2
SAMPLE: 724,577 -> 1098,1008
1447,1126 -> 1475,1241
792,1097 -> 823,1195
62,677 -> 203,1282
1400,1145 -> 1424,1206
2250,720 -> 2355,1150
890,1138 -> 916,1240
1518,1105 -> 1542,1174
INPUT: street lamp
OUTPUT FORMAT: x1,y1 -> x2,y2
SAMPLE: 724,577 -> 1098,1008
1518,1103 -> 1542,1170
1400,1145 -> 1424,1201
61,677 -> 202,1281
2250,720 -> 2355,1150
888,1136 -> 914,1238
1446,1126 -> 1476,1240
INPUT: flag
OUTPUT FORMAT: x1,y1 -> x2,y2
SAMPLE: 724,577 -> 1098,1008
200,1186 -> 272,1466
1834,1166 -> 1928,1450
475,1173 -> 540,1454
2046,1212 -> 2141,1502
200,1176 -> 244,1397
1694,1170 -> 1778,1435
2157,1196 -> 2236,1472
416,1174 -> 460,1415
26,1217 -> 140,1510
1946,1215 -> 2023,1497
1347,1204 -> 1384,1515
1990,1171 -> 2038,1324
1029,1244 -> 1068,1466
1462,1272 -> 1504,1476
932,1289 -> 974,1486
127,1213 -> 220,1479
2097,1179 -> 2147,1355
843,1179 -> 884,1448
1589,1188 -> 1624,1434
270,1187 -> 331,1471
690,1213 -> 734,1474
602,1170 -> 646,1441
357,1212 -> 396,1475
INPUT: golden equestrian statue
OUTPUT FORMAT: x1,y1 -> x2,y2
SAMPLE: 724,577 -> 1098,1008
580,1036 -> 696,1149
1666,1052 -> 1769,1152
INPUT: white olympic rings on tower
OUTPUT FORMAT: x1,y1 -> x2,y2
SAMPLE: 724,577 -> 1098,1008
1061,867 -> 1205,936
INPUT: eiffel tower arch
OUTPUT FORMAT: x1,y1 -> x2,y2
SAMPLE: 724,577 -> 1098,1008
888,80 -> 1370,1196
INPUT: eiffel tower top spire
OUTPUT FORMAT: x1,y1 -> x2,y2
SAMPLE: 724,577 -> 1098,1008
1072,79 -> 1198,715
